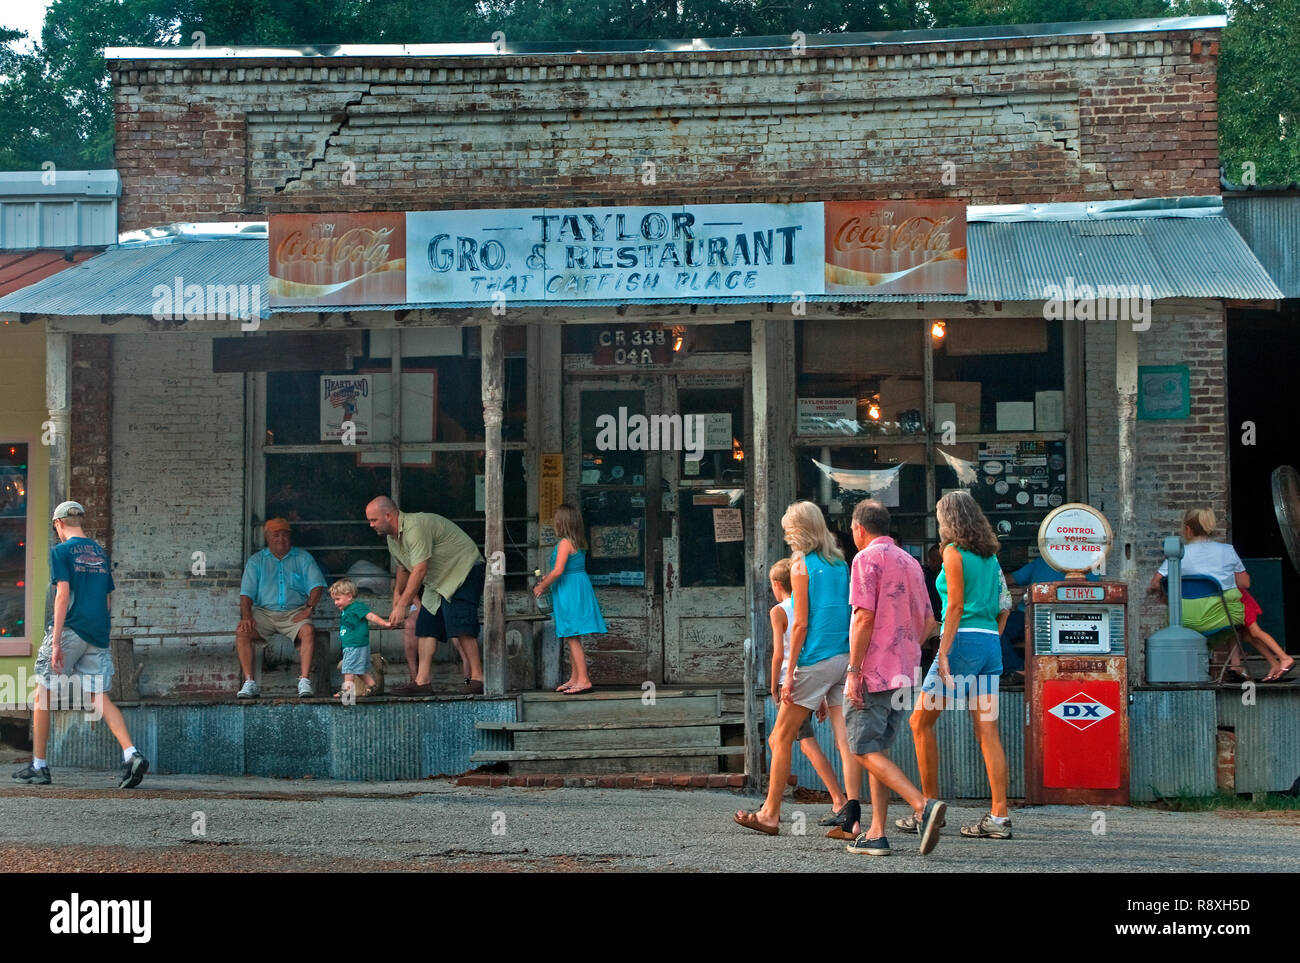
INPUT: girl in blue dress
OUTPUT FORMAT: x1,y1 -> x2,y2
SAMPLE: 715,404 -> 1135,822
533,504 -> 607,694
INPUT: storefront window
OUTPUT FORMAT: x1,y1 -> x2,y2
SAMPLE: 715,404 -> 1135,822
0,444 -> 28,641
796,320 -> 925,436
263,329 -> 529,590
794,317 -> 1073,569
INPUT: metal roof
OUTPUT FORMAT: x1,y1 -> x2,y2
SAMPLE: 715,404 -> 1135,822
0,206 -> 1280,319
0,234 -> 268,318
1223,194 -> 1300,298
970,216 -> 1282,301
0,170 -> 121,251
103,15 -> 1225,61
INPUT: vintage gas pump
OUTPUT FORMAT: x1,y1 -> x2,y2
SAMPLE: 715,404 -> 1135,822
1024,503 -> 1129,805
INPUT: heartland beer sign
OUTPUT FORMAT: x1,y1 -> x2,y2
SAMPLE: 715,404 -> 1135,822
268,201 -> 966,308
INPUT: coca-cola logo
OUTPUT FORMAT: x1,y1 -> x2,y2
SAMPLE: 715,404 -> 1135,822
832,215 -> 954,255
275,227 -> 395,271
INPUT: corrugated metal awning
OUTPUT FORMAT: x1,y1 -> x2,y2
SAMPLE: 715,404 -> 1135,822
1224,194 -> 1300,298
0,213 -> 1281,319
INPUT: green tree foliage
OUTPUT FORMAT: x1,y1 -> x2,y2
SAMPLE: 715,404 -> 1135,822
1220,0 -> 1300,187
0,0 -> 1292,184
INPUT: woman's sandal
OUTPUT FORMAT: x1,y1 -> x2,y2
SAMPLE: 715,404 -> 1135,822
734,810 -> 779,836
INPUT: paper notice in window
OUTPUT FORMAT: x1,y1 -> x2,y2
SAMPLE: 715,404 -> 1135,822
713,508 -> 744,543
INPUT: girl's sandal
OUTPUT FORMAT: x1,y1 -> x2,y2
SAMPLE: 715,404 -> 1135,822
734,810 -> 779,836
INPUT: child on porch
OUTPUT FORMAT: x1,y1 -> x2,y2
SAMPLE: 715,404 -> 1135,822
768,558 -> 850,829
534,504 -> 606,695
329,579 -> 387,698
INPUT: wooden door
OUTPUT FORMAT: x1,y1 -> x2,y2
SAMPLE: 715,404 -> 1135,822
661,375 -> 751,684
562,377 -> 664,684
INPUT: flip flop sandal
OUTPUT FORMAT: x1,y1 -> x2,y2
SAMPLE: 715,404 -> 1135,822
734,810 -> 779,836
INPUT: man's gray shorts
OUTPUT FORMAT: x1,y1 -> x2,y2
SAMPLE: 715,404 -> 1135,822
845,688 -> 905,755
34,628 -> 114,694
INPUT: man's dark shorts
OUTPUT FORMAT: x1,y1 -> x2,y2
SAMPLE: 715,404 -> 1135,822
845,687 -> 906,755
414,562 -> 486,640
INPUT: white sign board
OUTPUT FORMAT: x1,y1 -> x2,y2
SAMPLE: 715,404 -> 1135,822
407,203 -> 825,304
797,397 -> 858,434
1038,503 -> 1112,574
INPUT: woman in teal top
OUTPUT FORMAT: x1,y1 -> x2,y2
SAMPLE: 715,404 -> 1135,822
735,500 -> 854,837
907,491 -> 1013,841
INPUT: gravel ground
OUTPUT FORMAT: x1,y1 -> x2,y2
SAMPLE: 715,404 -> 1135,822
2,764 -> 1298,873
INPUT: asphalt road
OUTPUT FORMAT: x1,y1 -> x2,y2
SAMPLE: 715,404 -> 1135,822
2,763 -> 1297,873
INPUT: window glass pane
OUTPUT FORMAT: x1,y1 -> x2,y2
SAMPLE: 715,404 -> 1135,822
797,319 -> 925,436
399,450 -> 527,589
267,355 -> 526,446
0,519 -> 26,639
265,454 -> 391,581
937,439 -> 1069,570
0,444 -> 27,638
795,445 -> 928,555
680,490 -> 745,587
677,387 -> 744,484
580,490 -> 646,587
581,390 -> 645,486
932,318 -> 1064,432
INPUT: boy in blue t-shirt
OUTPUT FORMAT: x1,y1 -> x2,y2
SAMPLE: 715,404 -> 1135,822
12,502 -> 148,789
329,579 -> 386,698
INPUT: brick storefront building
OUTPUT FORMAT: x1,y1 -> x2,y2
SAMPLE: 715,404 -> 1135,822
2,16 -> 1292,793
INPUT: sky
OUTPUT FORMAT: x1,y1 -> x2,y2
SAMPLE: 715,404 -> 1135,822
1,0 -> 53,50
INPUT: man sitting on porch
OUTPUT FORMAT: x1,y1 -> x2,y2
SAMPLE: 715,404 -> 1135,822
365,496 -> 487,696
234,518 -> 328,699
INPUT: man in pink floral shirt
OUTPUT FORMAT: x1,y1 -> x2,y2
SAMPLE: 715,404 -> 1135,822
835,499 -> 946,858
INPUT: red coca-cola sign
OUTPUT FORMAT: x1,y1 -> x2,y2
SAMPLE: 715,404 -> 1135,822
269,213 -> 407,306
824,200 -> 966,295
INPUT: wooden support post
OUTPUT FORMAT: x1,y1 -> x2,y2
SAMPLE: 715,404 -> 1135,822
1115,316 -> 1141,683
481,322 -> 506,696
45,331 -> 70,509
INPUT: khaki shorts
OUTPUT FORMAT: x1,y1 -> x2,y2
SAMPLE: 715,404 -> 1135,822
788,652 -> 849,711
251,606 -> 310,643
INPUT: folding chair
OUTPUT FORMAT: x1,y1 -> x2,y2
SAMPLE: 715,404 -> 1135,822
1169,575 -> 1252,684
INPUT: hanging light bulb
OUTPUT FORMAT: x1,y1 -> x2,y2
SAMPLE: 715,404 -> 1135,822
931,319 -> 947,339
868,399 -> 881,421
672,325 -> 686,352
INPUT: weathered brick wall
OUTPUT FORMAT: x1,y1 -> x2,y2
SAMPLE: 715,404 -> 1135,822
110,334 -> 246,692
111,29 -> 1220,231
1084,299 -> 1229,644
69,335 -> 113,549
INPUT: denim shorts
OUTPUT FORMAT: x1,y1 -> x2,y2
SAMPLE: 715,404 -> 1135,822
341,645 -> 371,675
920,629 -> 1001,705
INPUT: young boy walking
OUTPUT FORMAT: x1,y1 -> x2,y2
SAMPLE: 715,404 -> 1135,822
768,559 -> 850,822
329,579 -> 386,697
13,501 -> 148,789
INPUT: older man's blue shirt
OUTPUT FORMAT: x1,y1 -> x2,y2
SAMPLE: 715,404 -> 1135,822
240,547 -> 327,611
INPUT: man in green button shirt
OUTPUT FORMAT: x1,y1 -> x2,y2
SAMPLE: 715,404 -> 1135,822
366,496 -> 486,695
